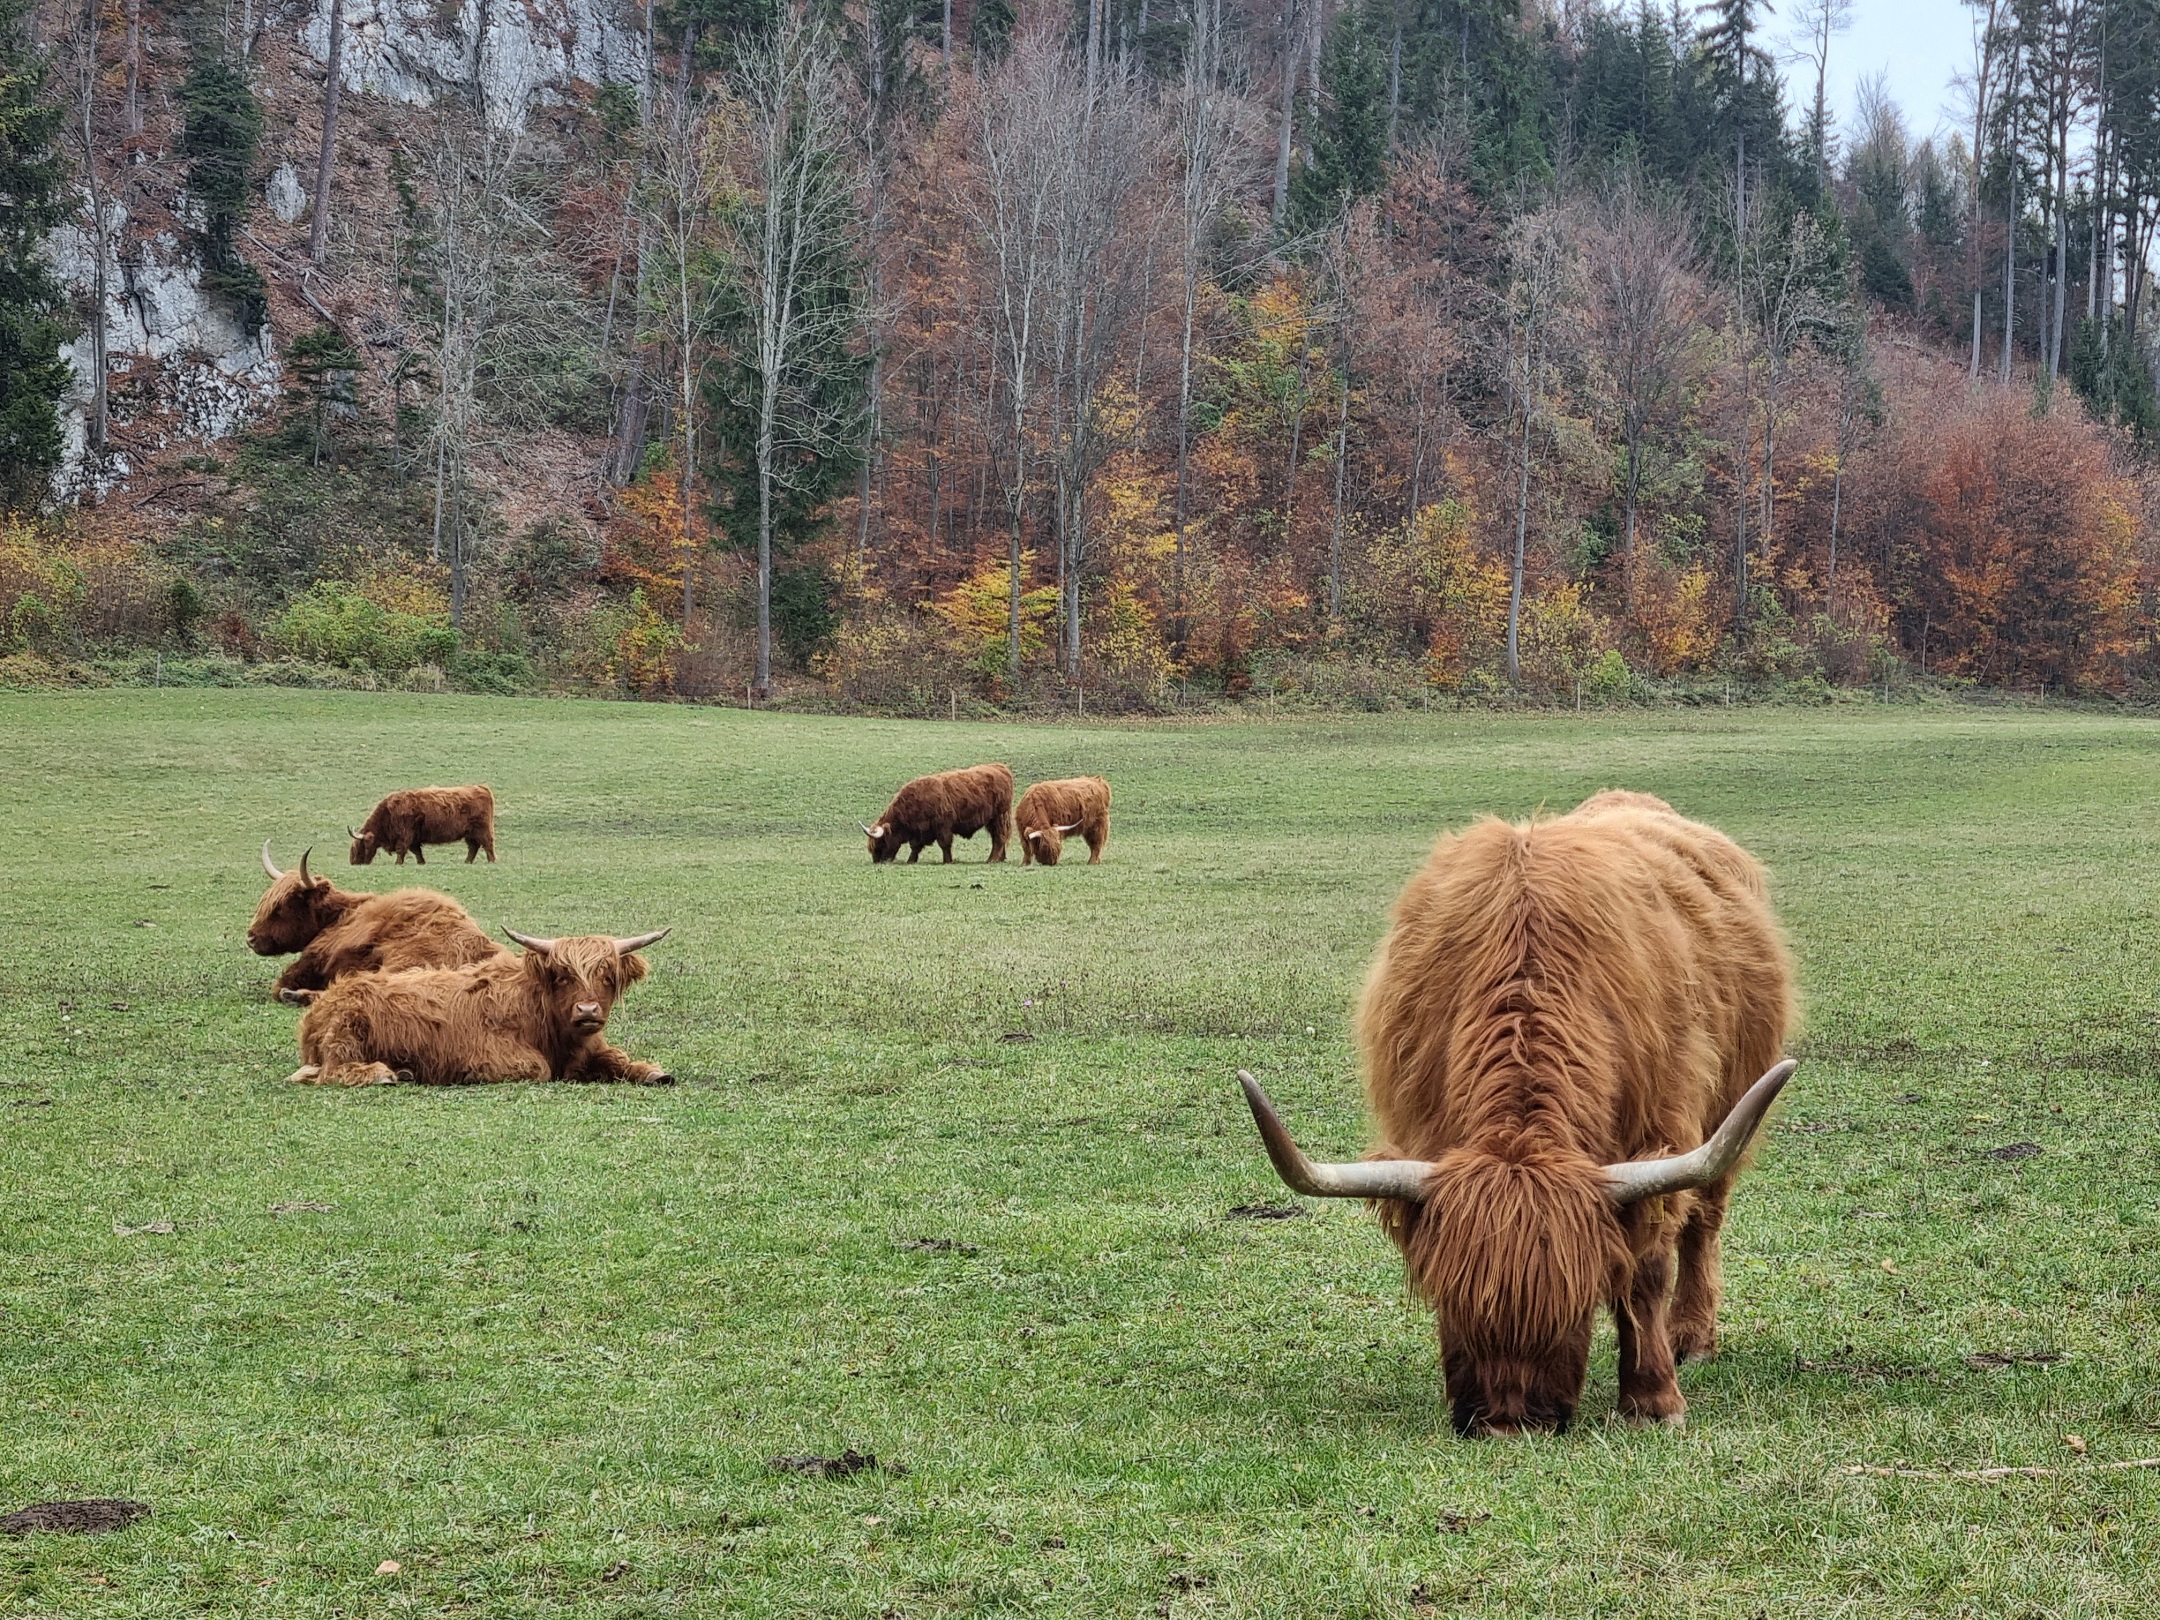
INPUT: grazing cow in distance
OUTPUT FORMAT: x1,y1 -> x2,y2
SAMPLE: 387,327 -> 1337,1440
287,927 -> 672,1086
1237,789 -> 1798,1436
250,842 -> 506,1001
349,785 -> 497,865
1016,776 -> 1111,866
863,763 -> 1013,864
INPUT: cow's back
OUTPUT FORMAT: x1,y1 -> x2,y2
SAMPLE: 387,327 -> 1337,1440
1357,801 -> 1794,1167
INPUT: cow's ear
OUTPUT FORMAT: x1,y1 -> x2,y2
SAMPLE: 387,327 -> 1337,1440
619,953 -> 650,985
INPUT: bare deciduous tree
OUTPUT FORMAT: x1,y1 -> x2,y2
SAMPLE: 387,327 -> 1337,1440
1502,204 -> 1575,683
971,24 -> 1071,678
638,82 -> 730,631
1585,182 -> 1705,610
717,6 -> 866,696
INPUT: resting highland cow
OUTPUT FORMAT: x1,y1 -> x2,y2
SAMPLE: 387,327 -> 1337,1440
1239,790 -> 1798,1436
1015,776 -> 1111,865
287,928 -> 672,1086
249,843 -> 506,1001
862,764 -> 1013,863
349,785 -> 498,865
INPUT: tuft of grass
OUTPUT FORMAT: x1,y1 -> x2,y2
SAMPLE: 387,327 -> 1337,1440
3,691 -> 2159,1616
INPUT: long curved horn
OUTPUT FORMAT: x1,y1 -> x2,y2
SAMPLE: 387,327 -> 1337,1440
861,823 -> 879,838
1237,1071 -> 1438,1202
297,847 -> 314,885
261,840 -> 283,879
348,825 -> 358,839
1602,1060 -> 1799,1207
1055,821 -> 1082,833
612,928 -> 670,955
502,926 -> 557,956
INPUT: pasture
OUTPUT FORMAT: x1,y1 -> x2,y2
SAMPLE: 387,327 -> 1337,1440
3,691 -> 2159,1617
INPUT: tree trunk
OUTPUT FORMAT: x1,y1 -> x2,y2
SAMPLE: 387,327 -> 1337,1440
2001,131 -> 2017,384
1506,385 -> 1531,684
124,0 -> 140,136
1272,2 -> 1297,225
1327,337 -> 1350,619
309,0 -> 345,265
1622,429 -> 1641,612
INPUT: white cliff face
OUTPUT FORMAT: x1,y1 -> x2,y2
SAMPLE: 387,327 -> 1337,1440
267,163 -> 310,226
298,0 -> 646,127
45,203 -> 281,500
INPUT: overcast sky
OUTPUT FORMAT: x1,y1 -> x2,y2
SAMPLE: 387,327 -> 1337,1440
1777,0 -> 1978,145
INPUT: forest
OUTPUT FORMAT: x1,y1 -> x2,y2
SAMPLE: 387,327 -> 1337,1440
1,0 -> 2158,707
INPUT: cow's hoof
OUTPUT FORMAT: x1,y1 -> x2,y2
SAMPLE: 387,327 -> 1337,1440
1616,1399 -> 1687,1430
276,988 -> 317,1007
1670,1323 -> 1719,1364
635,1068 -> 676,1086
285,1065 -> 323,1085
380,1068 -> 416,1086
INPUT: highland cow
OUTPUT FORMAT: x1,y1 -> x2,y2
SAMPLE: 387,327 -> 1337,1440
250,843 -> 506,1001
287,928 -> 672,1087
1015,776 -> 1111,866
862,764 -> 1013,864
349,785 -> 498,865
1238,789 -> 1798,1436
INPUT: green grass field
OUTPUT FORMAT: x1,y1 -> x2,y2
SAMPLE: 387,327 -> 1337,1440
4,692 -> 2160,1617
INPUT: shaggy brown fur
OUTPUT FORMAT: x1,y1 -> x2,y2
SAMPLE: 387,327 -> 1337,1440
864,764 -> 1013,864
1359,789 -> 1795,1435
349,786 -> 498,865
1015,777 -> 1111,866
288,935 -> 669,1086
248,853 -> 504,1000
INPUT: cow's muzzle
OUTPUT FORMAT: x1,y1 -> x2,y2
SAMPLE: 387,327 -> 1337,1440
572,1001 -> 605,1031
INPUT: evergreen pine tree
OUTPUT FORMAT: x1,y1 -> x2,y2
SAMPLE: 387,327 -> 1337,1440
180,42 -> 267,337
0,0 -> 75,510
1288,3 -> 1391,233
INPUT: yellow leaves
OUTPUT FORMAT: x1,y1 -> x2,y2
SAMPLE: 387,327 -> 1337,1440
1636,561 -> 1720,676
929,554 -> 1057,678
349,561 -> 449,621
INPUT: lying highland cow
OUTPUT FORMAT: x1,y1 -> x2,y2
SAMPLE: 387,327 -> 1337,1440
1015,776 -> 1111,865
349,785 -> 498,865
862,763 -> 1013,864
287,927 -> 672,1086
1238,789 -> 1798,1436
250,843 -> 505,1001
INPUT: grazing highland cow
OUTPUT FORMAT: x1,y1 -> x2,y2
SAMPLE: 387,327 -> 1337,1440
250,843 -> 506,1001
349,785 -> 497,865
1015,776 -> 1111,865
1239,790 -> 1798,1436
862,764 -> 1013,864
287,927 -> 672,1087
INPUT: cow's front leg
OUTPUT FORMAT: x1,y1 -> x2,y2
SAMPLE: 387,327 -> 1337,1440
1669,1180 -> 1733,1362
566,1043 -> 674,1085
465,841 -> 480,862
906,842 -> 922,863
1613,1244 -> 1686,1428
938,835 -> 954,863
293,1061 -> 405,1086
275,955 -> 329,999
412,846 -> 425,865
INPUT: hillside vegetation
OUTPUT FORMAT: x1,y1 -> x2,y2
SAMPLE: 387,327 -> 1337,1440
2,0 -> 2158,708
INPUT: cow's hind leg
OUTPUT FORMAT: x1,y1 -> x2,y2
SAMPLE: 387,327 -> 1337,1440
1669,1179 -> 1733,1363
1613,1242 -> 1686,1428
291,1060 -> 403,1086
938,834 -> 954,863
466,839 -> 480,863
